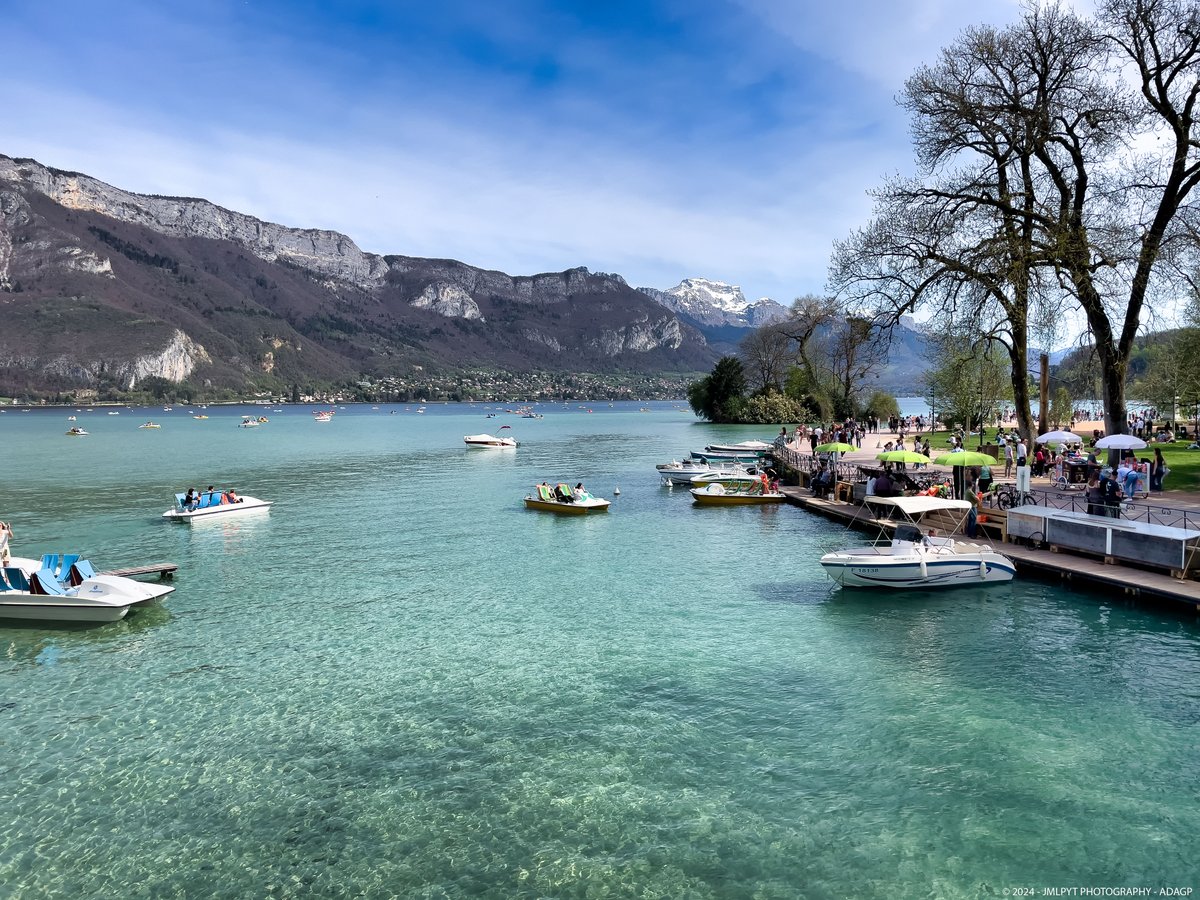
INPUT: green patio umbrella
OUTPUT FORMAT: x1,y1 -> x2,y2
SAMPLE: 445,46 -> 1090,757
876,450 -> 932,464
814,442 -> 856,453
932,451 -> 995,467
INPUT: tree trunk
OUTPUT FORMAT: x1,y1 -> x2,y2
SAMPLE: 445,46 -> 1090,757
1097,342 -> 1128,467
1007,340 -> 1036,447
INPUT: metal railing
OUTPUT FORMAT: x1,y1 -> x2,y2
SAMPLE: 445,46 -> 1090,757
988,486 -> 1200,530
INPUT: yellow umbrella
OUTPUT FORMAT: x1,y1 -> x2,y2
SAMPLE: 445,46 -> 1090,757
932,451 -> 995,467
877,450 -> 931,464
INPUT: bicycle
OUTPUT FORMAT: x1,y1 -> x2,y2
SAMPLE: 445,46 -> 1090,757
989,484 -> 1037,510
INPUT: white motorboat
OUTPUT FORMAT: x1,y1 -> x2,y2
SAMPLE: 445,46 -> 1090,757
162,489 -> 271,522
65,426 -> 88,436
819,496 -> 1016,589
704,440 -> 773,453
657,459 -> 758,486
1,554 -> 174,623
689,465 -> 764,490
238,416 -> 260,428
138,421 -> 161,429
657,459 -> 717,485
690,449 -> 766,464
464,432 -> 517,448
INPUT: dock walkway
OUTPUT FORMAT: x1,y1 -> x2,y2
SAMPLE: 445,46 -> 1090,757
100,563 -> 177,580
782,487 -> 1200,611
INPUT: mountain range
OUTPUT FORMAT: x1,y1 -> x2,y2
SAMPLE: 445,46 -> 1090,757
0,153 -> 927,397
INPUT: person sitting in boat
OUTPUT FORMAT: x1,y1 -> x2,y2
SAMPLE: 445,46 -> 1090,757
0,520 -> 11,566
184,487 -> 198,510
555,484 -> 574,502
221,489 -> 242,505
572,483 -> 588,501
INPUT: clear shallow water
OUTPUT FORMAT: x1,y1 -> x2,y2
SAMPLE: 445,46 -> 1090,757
1,403 -> 1197,898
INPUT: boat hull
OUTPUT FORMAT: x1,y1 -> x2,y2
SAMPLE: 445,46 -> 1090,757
523,497 -> 610,514
0,598 -> 131,623
464,434 -> 517,448
689,489 -> 785,505
162,497 -> 271,523
820,550 -> 1016,588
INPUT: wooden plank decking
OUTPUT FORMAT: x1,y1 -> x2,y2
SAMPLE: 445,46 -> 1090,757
781,487 -> 1200,611
100,563 -> 177,580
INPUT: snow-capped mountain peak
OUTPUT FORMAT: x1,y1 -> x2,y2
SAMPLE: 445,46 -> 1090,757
638,277 -> 789,329
669,278 -> 751,314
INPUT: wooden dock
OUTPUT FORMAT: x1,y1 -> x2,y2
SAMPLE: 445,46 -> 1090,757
781,488 -> 1200,612
100,562 -> 177,580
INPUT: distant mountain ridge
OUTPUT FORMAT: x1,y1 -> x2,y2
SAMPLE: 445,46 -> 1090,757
0,152 -> 945,399
0,154 -> 717,394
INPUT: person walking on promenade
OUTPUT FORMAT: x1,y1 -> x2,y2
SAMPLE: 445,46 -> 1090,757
1003,439 -> 1014,478
1150,448 -> 1166,492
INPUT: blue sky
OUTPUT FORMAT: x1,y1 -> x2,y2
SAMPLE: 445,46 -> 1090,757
4,0 -> 1035,304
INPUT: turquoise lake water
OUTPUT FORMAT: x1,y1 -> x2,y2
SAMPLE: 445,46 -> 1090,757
1,402 -> 1197,899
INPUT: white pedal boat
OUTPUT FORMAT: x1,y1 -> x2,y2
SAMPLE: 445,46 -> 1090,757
162,489 -> 271,522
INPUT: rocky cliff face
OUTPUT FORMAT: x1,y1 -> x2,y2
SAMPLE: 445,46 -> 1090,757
0,156 -> 391,290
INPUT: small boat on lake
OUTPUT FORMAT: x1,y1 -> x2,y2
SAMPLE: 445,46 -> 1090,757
657,459 -> 759,486
819,496 -> 1016,589
689,483 -> 785,505
524,483 -> 610,514
238,416 -> 260,428
464,431 -> 517,448
690,465 -> 764,490
65,426 -> 88,436
690,448 -> 768,465
162,489 -> 271,522
1,554 -> 174,624
138,421 -> 161,429
704,440 -> 773,454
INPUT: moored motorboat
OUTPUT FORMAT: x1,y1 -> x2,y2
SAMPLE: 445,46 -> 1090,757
161,489 -> 271,522
656,459 -> 720,485
1,554 -> 174,623
690,449 -> 766,465
464,430 -> 517,448
704,440 -> 773,453
689,465 -> 763,490
689,483 -> 785,505
819,496 -> 1016,588
523,483 -> 610,514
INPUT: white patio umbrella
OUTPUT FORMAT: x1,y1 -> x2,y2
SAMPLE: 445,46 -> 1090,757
1036,430 -> 1084,444
1094,433 -> 1148,450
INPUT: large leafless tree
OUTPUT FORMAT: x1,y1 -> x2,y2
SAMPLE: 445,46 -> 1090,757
831,0 -> 1200,441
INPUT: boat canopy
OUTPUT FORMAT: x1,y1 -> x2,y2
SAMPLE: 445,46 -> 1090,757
865,496 -> 972,516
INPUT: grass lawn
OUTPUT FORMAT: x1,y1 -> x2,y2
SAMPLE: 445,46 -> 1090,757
1158,442 -> 1200,492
